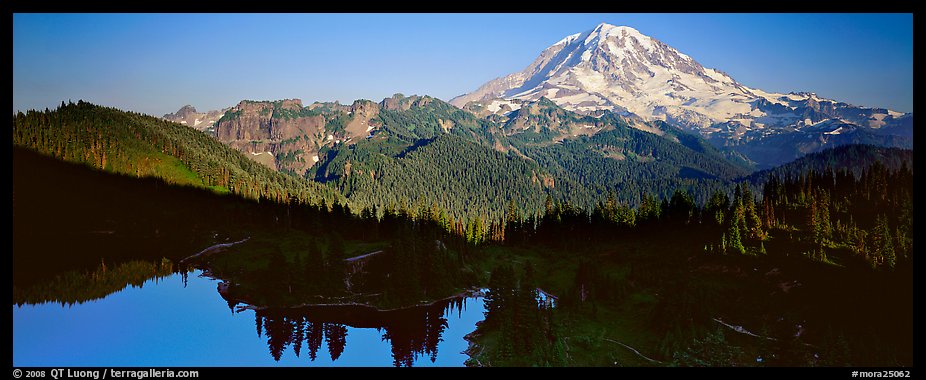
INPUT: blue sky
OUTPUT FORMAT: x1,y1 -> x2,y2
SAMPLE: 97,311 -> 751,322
13,13 -> 913,116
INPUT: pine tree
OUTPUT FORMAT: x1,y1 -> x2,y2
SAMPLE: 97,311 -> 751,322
743,184 -> 765,240
727,220 -> 745,255
875,214 -> 896,269
807,196 -> 819,242
706,190 -> 729,226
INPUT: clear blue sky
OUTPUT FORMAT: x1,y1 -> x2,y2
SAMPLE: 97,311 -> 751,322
13,13 -> 913,116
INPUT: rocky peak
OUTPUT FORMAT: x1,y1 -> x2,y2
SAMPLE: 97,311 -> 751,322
163,104 -> 197,119
350,99 -> 380,116
450,22 -> 910,149
162,104 -> 229,133
308,101 -> 349,113
380,94 -> 435,111
279,98 -> 303,109
379,93 -> 403,110
234,98 -> 303,112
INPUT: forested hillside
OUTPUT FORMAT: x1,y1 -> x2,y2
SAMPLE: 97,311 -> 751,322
11,101 -> 913,366
314,134 -> 551,222
12,101 -> 912,252
747,144 -> 914,185
314,96 -> 750,221
10,15 -> 914,369
467,145 -> 913,367
13,101 -> 343,206
514,114 -> 750,210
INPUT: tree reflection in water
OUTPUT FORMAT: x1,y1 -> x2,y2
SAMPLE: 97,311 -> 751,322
249,296 -> 470,366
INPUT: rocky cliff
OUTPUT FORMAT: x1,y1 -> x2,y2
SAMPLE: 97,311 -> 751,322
211,98 -> 384,176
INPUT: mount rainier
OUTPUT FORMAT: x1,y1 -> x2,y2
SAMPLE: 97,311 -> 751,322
450,23 -> 912,168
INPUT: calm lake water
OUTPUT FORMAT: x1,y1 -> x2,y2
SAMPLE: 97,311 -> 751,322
13,269 -> 486,367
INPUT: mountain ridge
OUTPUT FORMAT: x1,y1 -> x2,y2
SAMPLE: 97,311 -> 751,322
13,99 -> 913,229
163,104 -> 230,134
450,22 -> 912,168
14,101 -> 344,207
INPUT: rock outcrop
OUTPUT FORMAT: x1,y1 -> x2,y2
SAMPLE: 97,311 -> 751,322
163,105 -> 229,133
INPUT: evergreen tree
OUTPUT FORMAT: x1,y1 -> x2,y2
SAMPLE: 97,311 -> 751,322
874,214 -> 896,269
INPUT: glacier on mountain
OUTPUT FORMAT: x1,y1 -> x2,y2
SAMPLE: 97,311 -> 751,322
450,23 -> 911,149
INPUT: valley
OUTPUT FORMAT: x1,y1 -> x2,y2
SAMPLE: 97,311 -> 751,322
12,104 -> 913,366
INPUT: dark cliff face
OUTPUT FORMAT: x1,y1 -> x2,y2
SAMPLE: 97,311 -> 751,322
213,99 -> 320,175
212,99 -> 382,176
214,99 -> 303,141
190,95 -> 471,178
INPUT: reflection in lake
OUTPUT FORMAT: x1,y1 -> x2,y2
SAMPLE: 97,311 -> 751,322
13,269 -> 485,367
251,296 -> 472,366
13,258 -> 176,306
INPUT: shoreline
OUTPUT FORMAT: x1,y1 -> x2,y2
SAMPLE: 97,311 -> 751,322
179,237 -> 250,264
202,265 -> 484,313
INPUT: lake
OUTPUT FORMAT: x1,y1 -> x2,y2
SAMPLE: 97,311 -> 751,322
13,269 -> 486,367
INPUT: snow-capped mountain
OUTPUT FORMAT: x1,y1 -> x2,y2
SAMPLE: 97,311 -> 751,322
450,23 -> 911,166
